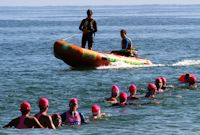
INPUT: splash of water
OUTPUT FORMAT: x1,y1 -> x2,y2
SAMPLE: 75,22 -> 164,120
172,59 -> 200,66
97,61 -> 164,70
97,59 -> 200,69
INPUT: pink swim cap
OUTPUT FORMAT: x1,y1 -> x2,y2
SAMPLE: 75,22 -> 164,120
129,84 -> 137,93
119,92 -> 128,101
112,85 -> 119,94
20,101 -> 31,112
91,104 -> 100,113
39,97 -> 49,109
188,76 -> 197,85
69,98 -> 78,106
155,77 -> 162,83
148,83 -> 157,90
160,77 -> 167,84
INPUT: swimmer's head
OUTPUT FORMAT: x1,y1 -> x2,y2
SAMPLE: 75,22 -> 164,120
111,85 -> 119,97
20,101 -> 31,114
160,76 -> 167,85
129,84 -> 137,95
184,73 -> 190,82
119,92 -> 128,103
155,77 -> 163,88
148,83 -> 157,93
52,113 -> 62,128
69,98 -> 79,111
148,83 -> 157,89
38,97 -> 49,110
145,83 -> 157,98
188,76 -> 197,85
155,77 -> 162,83
91,104 -> 101,116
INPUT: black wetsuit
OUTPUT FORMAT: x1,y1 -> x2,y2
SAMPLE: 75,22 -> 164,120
79,18 -> 97,50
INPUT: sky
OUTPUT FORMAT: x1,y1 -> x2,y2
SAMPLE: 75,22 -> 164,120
0,0 -> 200,6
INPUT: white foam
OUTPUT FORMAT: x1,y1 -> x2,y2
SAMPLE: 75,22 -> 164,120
96,59 -> 200,70
97,62 -> 163,70
172,59 -> 200,66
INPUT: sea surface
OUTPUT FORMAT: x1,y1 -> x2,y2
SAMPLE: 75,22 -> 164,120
0,5 -> 200,135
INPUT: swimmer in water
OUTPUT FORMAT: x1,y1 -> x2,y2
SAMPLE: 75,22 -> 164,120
179,73 -> 191,83
155,78 -> 164,93
34,97 -> 55,129
112,92 -> 128,107
60,98 -> 87,126
51,113 -> 62,128
105,85 -> 119,104
188,76 -> 198,89
3,101 -> 43,129
145,83 -> 157,99
90,104 -> 107,120
142,83 -> 160,105
160,76 -> 167,90
127,84 -> 139,100
178,73 -> 197,88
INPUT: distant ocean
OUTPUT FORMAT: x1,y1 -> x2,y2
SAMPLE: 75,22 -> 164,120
0,5 -> 200,134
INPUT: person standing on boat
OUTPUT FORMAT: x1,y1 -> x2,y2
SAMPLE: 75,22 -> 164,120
79,9 -> 97,50
112,29 -> 138,56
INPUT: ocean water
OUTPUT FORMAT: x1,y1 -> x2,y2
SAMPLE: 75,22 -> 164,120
0,5 -> 200,134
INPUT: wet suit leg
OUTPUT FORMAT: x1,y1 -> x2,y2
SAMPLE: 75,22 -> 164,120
88,36 -> 93,50
81,36 -> 87,48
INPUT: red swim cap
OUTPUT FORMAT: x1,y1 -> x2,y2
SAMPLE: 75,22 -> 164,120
112,85 -> 119,94
20,101 -> 31,112
160,77 -> 167,84
119,92 -> 128,101
69,98 -> 78,106
91,104 -> 100,113
129,84 -> 137,93
155,77 -> 162,83
39,97 -> 49,109
188,76 -> 197,85
148,83 -> 157,90
179,74 -> 185,82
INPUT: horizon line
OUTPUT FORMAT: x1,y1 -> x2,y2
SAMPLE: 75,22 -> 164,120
0,4 -> 200,7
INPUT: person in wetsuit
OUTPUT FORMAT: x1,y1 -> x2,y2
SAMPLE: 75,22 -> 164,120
79,9 -> 97,50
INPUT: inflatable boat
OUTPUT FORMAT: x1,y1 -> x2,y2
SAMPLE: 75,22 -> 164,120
53,40 -> 152,68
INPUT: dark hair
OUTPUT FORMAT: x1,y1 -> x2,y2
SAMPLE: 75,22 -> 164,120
184,73 -> 190,81
52,113 -> 62,128
120,29 -> 127,34
87,9 -> 93,15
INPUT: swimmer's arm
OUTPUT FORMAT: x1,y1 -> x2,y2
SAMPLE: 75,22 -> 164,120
104,98 -> 117,104
101,112 -> 107,117
3,118 -> 17,128
104,100 -> 116,104
60,112 -> 66,124
32,117 -> 44,128
47,116 -> 56,129
79,113 -> 88,124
